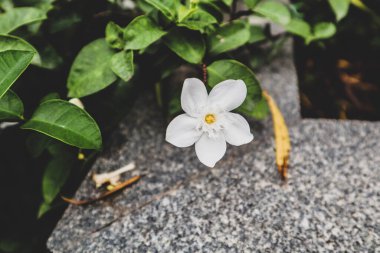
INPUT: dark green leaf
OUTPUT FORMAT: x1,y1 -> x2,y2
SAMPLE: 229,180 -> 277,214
168,94 -> 181,116
328,0 -> 350,21
0,89 -> 23,121
207,20 -> 250,56
248,25 -> 266,44
110,50 -> 134,82
208,59 -> 266,118
22,99 -> 102,149
254,1 -> 291,25
0,50 -> 34,98
67,39 -> 117,98
241,94 -> 269,119
0,239 -> 21,253
26,132 -> 53,158
42,156 -> 74,203
105,21 -> 125,50
164,28 -> 205,64
0,7 -> 47,34
47,141 -> 74,157
124,15 -> 167,50
34,42 -> 63,69
49,12 -> 81,33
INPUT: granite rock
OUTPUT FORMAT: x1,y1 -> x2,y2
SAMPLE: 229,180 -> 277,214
47,41 -> 380,252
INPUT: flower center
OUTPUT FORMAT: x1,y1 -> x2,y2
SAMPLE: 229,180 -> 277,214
204,114 -> 216,124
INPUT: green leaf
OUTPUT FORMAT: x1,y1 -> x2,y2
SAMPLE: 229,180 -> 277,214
248,25 -> 266,44
37,202 -> 51,219
0,0 -> 14,11
168,93 -> 181,116
21,99 -> 102,149
40,92 -> 60,103
244,0 -> 261,9
177,5 -> 195,21
207,20 -> 250,56
0,239 -> 21,253
105,21 -> 125,50
110,50 -> 134,82
309,22 -> 337,43
145,0 -> 176,20
0,90 -> 23,121
253,1 -> 291,25
244,95 -> 269,119
49,12 -> 82,33
178,9 -> 217,32
0,34 -> 41,65
46,141 -> 73,157
207,59 -> 266,118
222,0 -> 233,6
67,39 -> 117,98
33,42 -> 63,69
124,15 -> 167,50
136,0 -> 155,13
0,50 -> 35,98
328,0 -> 350,21
198,1 -> 224,23
285,18 -> 311,40
48,12 -> 82,34
164,28 -> 205,64
35,0 -> 56,12
42,156 -> 74,204
0,7 -> 47,34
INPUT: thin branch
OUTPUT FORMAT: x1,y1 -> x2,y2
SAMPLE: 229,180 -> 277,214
233,9 -> 253,19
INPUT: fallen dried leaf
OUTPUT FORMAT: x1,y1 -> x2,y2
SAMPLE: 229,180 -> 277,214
92,162 -> 135,188
62,175 -> 141,205
263,90 -> 291,180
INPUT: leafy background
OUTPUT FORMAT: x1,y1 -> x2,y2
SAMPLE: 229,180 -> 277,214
0,0 -> 374,251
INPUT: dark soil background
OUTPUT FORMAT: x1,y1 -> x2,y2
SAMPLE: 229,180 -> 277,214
295,0 -> 380,121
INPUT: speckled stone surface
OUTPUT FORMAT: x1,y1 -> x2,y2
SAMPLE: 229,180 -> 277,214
47,42 -> 380,252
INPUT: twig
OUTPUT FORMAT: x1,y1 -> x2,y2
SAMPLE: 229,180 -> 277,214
62,175 -> 141,206
230,0 -> 238,21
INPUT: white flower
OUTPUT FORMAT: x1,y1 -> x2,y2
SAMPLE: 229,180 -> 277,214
165,78 -> 254,167
69,98 -> 84,109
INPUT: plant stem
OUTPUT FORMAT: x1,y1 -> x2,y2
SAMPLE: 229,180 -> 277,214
230,0 -> 238,21
202,63 -> 207,84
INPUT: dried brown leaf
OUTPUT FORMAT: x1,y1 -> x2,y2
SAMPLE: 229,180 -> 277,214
263,91 -> 291,180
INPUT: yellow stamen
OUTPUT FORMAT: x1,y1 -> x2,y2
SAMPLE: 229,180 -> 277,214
78,152 -> 85,160
204,114 -> 216,124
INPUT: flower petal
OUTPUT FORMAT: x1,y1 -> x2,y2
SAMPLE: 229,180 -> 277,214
166,114 -> 201,147
195,133 -> 226,167
181,78 -> 208,117
222,112 -> 253,146
208,80 -> 247,112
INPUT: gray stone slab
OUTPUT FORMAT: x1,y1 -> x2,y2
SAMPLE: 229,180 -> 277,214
47,41 -> 380,252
